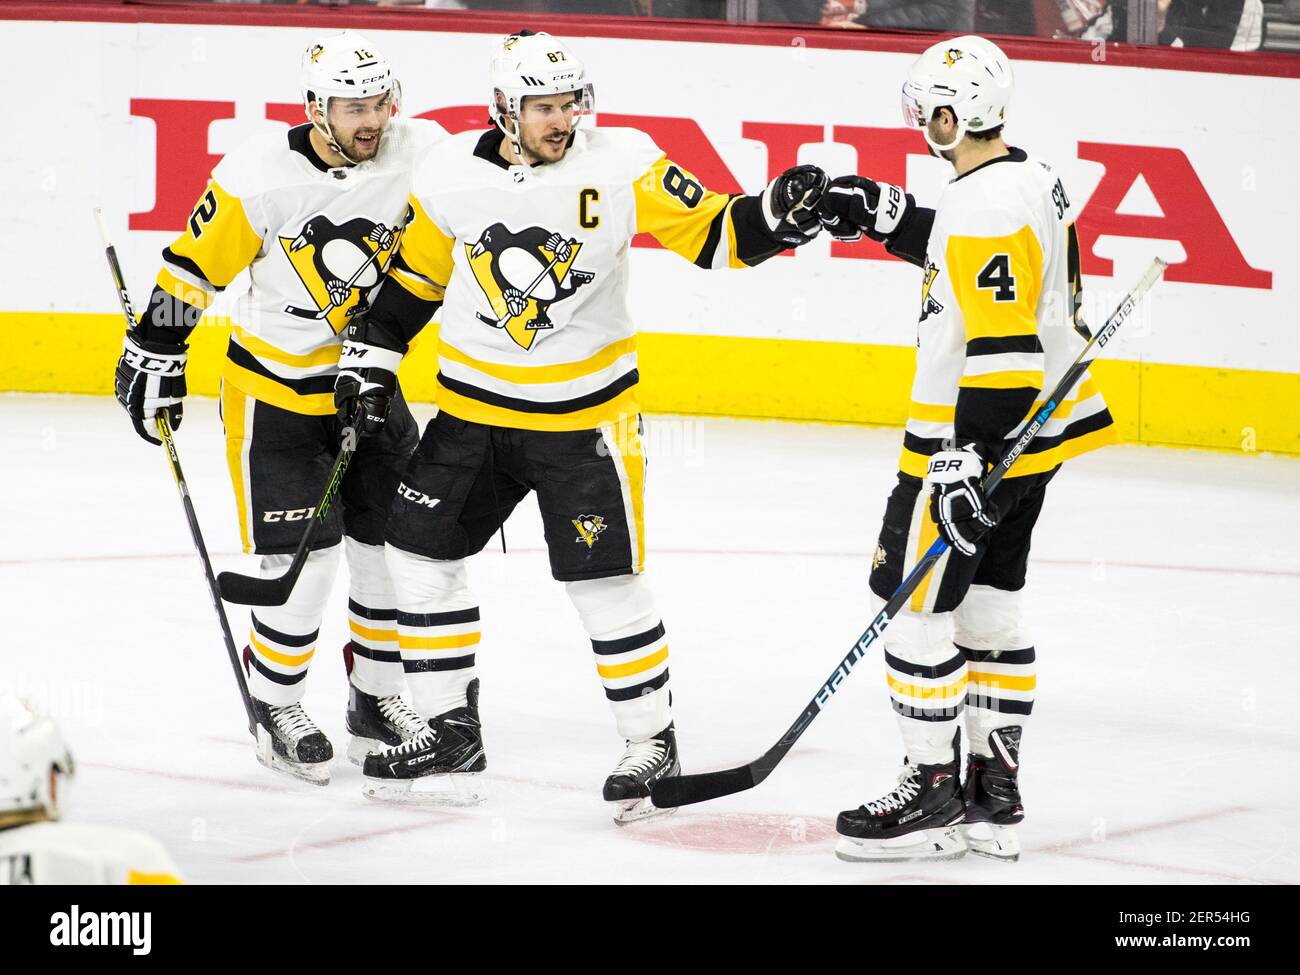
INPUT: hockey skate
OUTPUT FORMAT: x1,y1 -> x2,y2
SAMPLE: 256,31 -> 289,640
835,731 -> 967,862
603,724 -> 680,825
961,727 -> 1024,862
361,679 -> 486,805
251,697 -> 333,786
344,681 -> 427,766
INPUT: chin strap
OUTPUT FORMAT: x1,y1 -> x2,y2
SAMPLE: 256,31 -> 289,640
494,114 -> 526,167
310,105 -> 363,167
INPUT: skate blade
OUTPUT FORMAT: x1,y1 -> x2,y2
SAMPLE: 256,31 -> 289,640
611,796 -> 678,826
255,750 -> 330,786
835,826 -> 967,863
347,736 -> 390,767
962,823 -> 1021,862
362,772 -> 485,806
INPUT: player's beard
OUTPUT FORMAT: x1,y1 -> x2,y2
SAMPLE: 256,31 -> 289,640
523,126 -> 571,164
344,127 -> 384,161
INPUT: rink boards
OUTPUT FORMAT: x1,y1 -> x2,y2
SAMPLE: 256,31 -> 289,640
2,6 -> 1297,453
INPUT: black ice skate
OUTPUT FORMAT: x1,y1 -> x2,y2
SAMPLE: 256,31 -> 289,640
344,681 -> 427,766
603,723 -> 680,825
835,730 -> 966,862
361,679 -> 486,805
251,697 -> 333,786
962,726 -> 1024,862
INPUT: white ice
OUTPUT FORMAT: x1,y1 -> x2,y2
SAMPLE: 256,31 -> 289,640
2,394 -> 1297,885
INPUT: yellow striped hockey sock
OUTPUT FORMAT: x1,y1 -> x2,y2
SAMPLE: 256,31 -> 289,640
592,622 -> 671,741
885,646 -> 967,762
396,607 -> 481,717
960,644 -> 1035,755
347,599 -> 403,698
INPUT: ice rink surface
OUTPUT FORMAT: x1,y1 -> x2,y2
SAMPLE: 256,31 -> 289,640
2,393 -> 1297,885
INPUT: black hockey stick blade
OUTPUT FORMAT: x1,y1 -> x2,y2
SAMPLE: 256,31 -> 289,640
216,422 -> 357,606
652,763 -> 758,808
217,559 -> 307,607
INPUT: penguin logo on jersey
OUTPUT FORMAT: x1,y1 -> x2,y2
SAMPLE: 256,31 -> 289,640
466,223 -> 596,351
573,514 -> 607,548
279,208 -> 410,333
919,260 -> 945,324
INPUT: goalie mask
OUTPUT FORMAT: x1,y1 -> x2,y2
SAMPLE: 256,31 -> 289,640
901,35 -> 1013,153
301,30 -> 401,165
488,31 -> 594,160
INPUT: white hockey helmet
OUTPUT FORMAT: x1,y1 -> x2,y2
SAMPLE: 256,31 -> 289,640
0,695 -> 74,826
301,31 -> 401,162
488,31 -> 594,145
901,35 -> 1013,153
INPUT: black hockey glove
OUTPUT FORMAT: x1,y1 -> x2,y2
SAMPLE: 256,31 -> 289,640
760,164 -> 828,246
115,331 -> 188,446
335,320 -> 403,439
817,175 -> 912,243
927,444 -> 998,558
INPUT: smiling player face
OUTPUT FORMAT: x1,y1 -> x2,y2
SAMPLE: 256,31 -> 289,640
320,90 -> 394,162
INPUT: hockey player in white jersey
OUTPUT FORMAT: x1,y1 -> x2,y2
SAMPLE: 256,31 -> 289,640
0,695 -> 182,884
114,32 -> 445,784
333,30 -> 828,820
816,36 -> 1115,861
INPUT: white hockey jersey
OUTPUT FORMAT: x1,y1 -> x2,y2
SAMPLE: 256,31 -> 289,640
899,148 -> 1116,478
378,126 -> 779,431
148,119 -> 446,414
0,822 -> 182,885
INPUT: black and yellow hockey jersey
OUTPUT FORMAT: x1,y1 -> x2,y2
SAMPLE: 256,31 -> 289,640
894,148 -> 1116,477
365,126 -> 790,431
137,119 -> 445,414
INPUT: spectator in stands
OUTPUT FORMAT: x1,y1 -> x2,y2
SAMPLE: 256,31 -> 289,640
1159,0 -> 1264,49
761,0 -> 974,29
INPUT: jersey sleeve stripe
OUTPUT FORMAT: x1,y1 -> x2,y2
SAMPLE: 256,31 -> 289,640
692,199 -> 730,270
156,267 -> 214,312
966,335 -> 1044,357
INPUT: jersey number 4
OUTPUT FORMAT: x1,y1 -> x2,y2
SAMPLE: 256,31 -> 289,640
976,254 -> 1016,302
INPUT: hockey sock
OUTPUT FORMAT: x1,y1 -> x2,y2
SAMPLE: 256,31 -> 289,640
245,544 -> 340,707
566,575 -> 670,741
878,596 -> 967,765
954,585 -> 1035,756
384,545 -> 480,717
344,538 -> 404,698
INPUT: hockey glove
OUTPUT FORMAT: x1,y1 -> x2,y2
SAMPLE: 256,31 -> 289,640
817,175 -> 911,243
927,444 -> 998,558
761,164 -> 828,246
115,332 -> 187,446
335,321 -> 403,439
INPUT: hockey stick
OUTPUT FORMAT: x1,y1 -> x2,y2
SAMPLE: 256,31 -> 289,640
651,257 -> 1168,809
94,208 -> 256,735
215,413 -> 358,606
